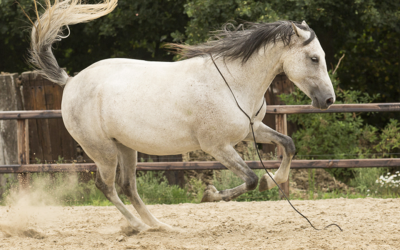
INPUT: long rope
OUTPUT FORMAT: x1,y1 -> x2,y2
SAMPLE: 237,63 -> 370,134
210,54 -> 343,232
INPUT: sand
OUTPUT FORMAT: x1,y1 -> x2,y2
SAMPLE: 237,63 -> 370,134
0,198 -> 399,249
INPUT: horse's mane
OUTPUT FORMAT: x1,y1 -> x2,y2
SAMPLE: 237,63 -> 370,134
169,21 -> 316,64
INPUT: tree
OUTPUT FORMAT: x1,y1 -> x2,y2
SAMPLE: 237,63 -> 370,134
0,0 -> 34,73
0,0 -> 188,73
182,0 -> 400,112
1,0 -> 399,114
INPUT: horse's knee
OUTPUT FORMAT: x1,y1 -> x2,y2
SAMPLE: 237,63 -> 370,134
283,135 -> 296,157
95,173 -> 104,189
95,173 -> 113,197
95,179 -> 106,192
246,172 -> 259,191
120,182 -> 134,197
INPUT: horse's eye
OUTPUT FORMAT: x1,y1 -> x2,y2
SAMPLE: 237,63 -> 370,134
311,57 -> 319,63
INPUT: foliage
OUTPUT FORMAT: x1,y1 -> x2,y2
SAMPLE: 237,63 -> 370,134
375,171 -> 400,194
2,168 -> 400,206
374,119 -> 400,157
213,170 -> 280,201
280,69 -> 400,184
350,167 -> 386,195
0,0 -> 32,73
136,171 -> 191,204
0,0 -> 188,74
349,168 -> 400,197
308,169 -> 316,200
0,169 -> 281,206
185,177 -> 205,203
339,26 -> 400,125
182,0 -> 280,45
280,71 -> 378,182
0,171 -> 192,206
1,0 -> 399,127
182,0 -> 400,126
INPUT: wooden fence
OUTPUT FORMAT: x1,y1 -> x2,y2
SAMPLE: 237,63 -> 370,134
1,102 -> 400,196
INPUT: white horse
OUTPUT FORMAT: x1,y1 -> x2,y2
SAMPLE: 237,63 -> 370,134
27,0 -> 335,232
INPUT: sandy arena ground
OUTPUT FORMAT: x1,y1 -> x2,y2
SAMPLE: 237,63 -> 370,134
0,198 -> 399,249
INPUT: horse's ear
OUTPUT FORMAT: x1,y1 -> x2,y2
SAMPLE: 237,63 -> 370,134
291,22 -> 310,40
301,20 -> 310,30
291,22 -> 300,37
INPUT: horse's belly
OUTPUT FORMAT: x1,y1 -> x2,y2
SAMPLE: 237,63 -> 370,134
110,120 -> 201,155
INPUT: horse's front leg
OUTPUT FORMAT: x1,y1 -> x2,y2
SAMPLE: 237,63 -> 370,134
200,145 -> 259,202
244,123 -> 296,191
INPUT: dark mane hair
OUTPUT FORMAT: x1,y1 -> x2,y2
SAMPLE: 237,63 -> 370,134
169,21 -> 315,64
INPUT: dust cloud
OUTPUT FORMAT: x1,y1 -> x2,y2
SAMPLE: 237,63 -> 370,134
0,174 -> 79,239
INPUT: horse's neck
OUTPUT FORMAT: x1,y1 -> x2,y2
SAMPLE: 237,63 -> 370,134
215,44 -> 284,114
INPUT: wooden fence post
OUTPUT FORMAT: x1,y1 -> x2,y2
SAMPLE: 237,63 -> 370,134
275,114 -> 289,198
17,119 -> 30,190
0,73 -> 23,197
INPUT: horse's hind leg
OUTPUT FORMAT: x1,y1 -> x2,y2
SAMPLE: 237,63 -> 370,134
82,141 -> 149,232
243,123 -> 296,191
200,144 -> 259,202
115,143 -> 171,229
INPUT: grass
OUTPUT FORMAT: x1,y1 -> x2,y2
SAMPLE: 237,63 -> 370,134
1,167 -> 399,207
0,171 -> 199,206
214,169 -> 280,202
291,167 -> 400,200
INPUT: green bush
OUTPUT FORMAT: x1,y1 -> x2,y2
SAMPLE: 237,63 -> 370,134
136,171 -> 191,204
280,70 -> 400,196
350,168 -> 386,195
350,168 -> 400,198
374,119 -> 400,157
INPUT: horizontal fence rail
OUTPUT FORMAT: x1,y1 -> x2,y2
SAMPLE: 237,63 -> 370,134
0,158 -> 400,173
2,103 -> 400,119
266,103 -> 400,114
0,110 -> 62,120
0,105 -> 399,165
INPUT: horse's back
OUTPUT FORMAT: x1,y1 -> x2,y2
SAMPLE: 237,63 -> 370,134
84,58 -> 172,70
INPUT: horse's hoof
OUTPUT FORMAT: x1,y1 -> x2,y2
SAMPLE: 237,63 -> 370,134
121,223 -> 150,236
157,222 -> 174,231
201,185 -> 221,202
138,223 -> 151,232
148,222 -> 177,232
259,174 -> 275,192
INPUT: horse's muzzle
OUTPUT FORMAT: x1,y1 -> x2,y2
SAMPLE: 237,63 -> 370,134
311,96 -> 335,110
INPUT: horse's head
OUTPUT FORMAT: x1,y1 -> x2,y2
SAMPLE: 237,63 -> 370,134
282,21 -> 335,110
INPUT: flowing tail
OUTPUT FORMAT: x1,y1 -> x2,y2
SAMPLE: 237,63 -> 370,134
27,0 -> 117,86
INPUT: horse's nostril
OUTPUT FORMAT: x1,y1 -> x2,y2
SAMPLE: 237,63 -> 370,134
326,97 -> 334,106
